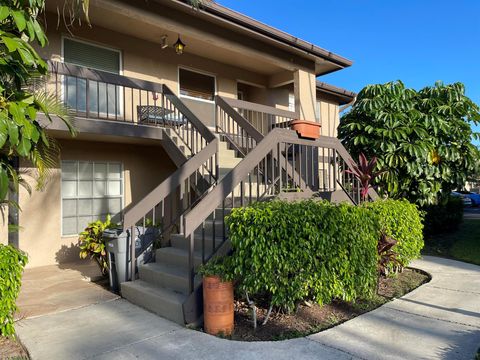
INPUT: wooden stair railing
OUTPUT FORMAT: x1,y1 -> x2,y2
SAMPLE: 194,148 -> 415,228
216,95 -> 307,190
182,128 -> 379,295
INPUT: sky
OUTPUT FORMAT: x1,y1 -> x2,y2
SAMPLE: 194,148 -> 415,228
217,0 -> 480,134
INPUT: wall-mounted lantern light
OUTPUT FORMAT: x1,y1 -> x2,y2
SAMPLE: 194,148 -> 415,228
174,36 -> 186,55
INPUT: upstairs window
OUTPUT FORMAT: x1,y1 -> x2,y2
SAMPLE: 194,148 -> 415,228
179,68 -> 215,101
63,38 -> 122,117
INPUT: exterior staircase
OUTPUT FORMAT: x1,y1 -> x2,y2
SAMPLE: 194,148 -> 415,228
121,137 -> 241,324
120,93 -> 378,326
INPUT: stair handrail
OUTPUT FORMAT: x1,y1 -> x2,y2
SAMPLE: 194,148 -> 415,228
182,128 -> 379,292
215,95 -> 263,156
123,138 -> 218,230
216,96 -> 307,190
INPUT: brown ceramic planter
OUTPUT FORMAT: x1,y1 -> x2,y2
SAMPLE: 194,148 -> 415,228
290,120 -> 321,139
203,275 -> 234,336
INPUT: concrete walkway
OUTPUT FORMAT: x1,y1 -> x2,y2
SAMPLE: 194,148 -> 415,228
16,261 -> 118,320
17,256 -> 480,360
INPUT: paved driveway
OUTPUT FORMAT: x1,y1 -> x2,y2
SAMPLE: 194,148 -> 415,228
17,256 -> 480,360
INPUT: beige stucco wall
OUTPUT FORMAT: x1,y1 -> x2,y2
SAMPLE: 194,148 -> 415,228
318,99 -> 340,138
18,139 -> 175,268
37,16 -> 322,128
37,19 -> 274,125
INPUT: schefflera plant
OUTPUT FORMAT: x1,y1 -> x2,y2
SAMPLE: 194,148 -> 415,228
225,200 -> 380,327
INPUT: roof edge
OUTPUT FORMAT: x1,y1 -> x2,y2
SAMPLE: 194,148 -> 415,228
174,0 -> 353,69
316,81 -> 356,105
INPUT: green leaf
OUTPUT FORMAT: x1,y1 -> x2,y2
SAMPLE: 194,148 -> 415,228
7,121 -> 19,145
0,6 -> 9,22
0,167 -> 8,200
12,10 -> 26,32
32,19 -> 46,47
17,136 -> 31,156
1,36 -> 19,52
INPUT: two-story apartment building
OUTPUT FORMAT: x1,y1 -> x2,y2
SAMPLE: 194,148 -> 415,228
6,0 -> 369,324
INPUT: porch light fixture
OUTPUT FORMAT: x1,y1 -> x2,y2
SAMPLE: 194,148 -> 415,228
160,35 -> 168,49
174,36 -> 186,55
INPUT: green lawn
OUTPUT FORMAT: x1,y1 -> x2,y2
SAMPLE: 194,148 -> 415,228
423,218 -> 480,265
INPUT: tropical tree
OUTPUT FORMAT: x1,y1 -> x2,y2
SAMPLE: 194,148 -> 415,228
339,81 -> 480,206
0,1 -> 73,209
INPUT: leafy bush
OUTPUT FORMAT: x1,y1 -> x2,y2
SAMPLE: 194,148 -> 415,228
423,196 -> 464,236
0,245 -> 28,336
79,215 -> 116,275
226,200 -> 380,312
364,199 -> 424,267
339,81 -> 480,206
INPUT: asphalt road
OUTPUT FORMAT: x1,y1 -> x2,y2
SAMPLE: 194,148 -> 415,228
464,207 -> 480,219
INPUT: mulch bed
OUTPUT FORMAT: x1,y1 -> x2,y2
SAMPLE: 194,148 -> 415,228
0,336 -> 29,359
230,268 -> 430,341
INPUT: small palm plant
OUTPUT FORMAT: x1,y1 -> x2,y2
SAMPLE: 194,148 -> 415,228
346,153 -> 386,201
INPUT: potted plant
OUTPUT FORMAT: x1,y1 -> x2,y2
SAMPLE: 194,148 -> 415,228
290,119 -> 322,139
198,257 -> 235,336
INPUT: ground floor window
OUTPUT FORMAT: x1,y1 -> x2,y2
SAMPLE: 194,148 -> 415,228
61,161 -> 123,236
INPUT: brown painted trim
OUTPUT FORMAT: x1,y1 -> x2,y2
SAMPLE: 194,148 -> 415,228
163,0 -> 353,70
161,130 -> 188,167
37,113 -> 166,140
221,97 -> 298,119
215,96 -> 264,142
123,139 -> 218,229
316,81 -> 356,105
183,128 -> 377,235
49,61 -> 164,94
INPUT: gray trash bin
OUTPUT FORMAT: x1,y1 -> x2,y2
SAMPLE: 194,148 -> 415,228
104,226 -> 159,292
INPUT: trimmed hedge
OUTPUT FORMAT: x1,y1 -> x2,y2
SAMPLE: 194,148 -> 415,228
423,196 -> 464,236
226,201 -> 380,312
364,199 -> 424,267
0,245 -> 28,336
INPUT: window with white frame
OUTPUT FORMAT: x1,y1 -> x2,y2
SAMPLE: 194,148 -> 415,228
63,38 -> 122,117
179,68 -> 215,101
61,161 -> 123,236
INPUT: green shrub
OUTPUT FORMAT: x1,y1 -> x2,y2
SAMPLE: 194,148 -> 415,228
364,199 -> 424,267
422,196 -> 464,236
226,200 -> 380,312
0,245 -> 28,336
79,215 -> 116,275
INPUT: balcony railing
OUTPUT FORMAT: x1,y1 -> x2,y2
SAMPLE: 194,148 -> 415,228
219,97 -> 298,135
47,61 -> 215,152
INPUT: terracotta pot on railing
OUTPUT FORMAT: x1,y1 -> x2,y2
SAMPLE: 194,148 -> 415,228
290,120 -> 321,139
203,276 -> 234,336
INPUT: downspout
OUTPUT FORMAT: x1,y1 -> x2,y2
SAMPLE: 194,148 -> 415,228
8,157 -> 19,248
339,96 -> 356,113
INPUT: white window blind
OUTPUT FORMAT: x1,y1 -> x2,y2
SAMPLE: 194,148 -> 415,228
61,161 -> 123,236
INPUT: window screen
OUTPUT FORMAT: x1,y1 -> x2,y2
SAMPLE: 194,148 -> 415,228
62,161 -> 123,236
179,68 -> 215,101
64,38 -> 120,74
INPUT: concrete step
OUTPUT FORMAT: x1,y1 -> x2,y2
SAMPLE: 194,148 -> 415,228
170,234 -> 223,252
139,262 -> 198,295
121,280 -> 187,324
155,246 -> 204,269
